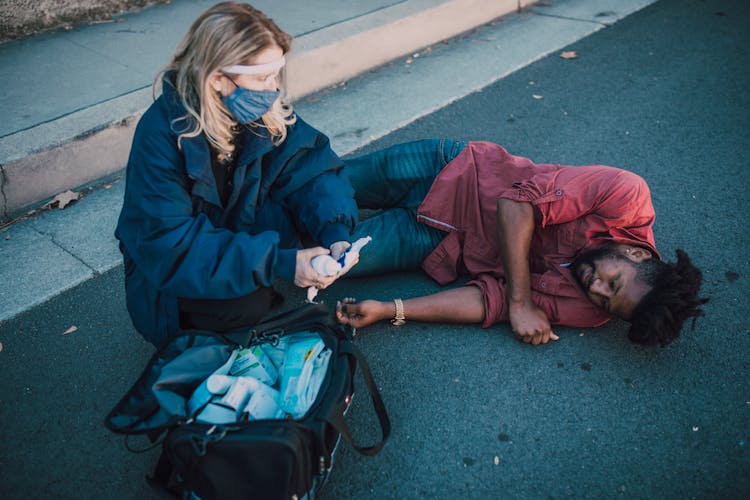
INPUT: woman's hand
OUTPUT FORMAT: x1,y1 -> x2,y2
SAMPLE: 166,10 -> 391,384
336,298 -> 390,329
294,247 -> 338,289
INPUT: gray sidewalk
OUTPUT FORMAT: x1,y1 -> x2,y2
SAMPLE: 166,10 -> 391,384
0,0 -> 656,323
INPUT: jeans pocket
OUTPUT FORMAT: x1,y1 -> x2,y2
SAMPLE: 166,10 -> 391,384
439,139 -> 467,166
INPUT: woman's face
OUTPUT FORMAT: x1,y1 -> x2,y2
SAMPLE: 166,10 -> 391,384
213,45 -> 284,95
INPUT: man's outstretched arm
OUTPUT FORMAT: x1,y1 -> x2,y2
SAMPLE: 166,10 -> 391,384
336,286 -> 485,328
496,198 -> 558,345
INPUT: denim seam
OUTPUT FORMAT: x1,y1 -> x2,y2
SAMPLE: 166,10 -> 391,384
439,139 -> 466,167
439,138 -> 448,167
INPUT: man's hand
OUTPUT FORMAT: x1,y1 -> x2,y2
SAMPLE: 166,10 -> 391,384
336,298 -> 390,328
496,199 -> 556,345
509,300 -> 559,346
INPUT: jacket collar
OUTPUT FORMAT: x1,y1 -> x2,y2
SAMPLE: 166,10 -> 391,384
161,75 -> 274,208
161,76 -> 214,183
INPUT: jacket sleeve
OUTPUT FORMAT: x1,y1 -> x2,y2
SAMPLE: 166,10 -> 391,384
270,118 -> 357,248
287,167 -> 357,248
467,273 -> 611,328
116,114 -> 296,299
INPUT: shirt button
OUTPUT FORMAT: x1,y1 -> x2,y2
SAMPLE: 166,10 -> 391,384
555,190 -> 563,196
540,282 -> 546,288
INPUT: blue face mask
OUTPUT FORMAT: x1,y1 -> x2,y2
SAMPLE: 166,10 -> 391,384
222,85 -> 280,124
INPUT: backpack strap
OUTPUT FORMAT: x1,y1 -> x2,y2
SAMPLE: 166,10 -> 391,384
145,449 -> 180,499
327,340 -> 391,456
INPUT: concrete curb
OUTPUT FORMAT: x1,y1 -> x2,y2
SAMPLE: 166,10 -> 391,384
0,0 -> 530,219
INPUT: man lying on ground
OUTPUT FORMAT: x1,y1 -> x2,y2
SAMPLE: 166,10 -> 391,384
337,140 -> 707,346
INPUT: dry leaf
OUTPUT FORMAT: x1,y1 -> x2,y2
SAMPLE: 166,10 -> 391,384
63,325 -> 78,335
560,51 -> 578,59
49,190 -> 81,210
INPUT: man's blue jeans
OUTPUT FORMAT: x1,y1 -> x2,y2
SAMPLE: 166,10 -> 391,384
345,138 -> 467,277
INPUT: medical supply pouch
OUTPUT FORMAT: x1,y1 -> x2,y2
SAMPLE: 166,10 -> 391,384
105,303 -> 390,500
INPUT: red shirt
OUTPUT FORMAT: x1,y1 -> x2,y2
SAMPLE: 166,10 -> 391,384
417,142 -> 659,328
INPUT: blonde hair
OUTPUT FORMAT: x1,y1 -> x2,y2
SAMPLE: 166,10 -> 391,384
156,2 -> 296,157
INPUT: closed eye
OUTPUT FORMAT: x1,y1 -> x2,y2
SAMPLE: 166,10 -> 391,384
611,274 -> 622,292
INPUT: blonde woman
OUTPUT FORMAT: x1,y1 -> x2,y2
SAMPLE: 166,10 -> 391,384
116,2 -> 356,347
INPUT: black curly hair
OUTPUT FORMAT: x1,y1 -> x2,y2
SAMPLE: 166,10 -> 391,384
628,249 -> 708,347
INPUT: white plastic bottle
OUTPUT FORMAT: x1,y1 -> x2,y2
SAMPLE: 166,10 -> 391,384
310,254 -> 342,276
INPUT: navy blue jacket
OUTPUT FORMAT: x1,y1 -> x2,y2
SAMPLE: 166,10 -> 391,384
115,81 -> 356,346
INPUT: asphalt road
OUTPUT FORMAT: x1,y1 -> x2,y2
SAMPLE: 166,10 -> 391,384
1,0 -> 748,498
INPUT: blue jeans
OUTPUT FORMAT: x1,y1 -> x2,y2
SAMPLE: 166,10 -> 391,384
345,139 -> 467,277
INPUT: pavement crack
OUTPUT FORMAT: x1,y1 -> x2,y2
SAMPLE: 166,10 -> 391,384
30,225 -> 101,276
67,37 -> 135,71
0,163 -> 8,221
533,11 -> 610,27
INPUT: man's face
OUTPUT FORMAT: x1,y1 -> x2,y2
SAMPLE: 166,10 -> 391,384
572,245 -> 653,320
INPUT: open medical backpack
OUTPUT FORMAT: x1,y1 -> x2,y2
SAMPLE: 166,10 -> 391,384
105,303 -> 390,500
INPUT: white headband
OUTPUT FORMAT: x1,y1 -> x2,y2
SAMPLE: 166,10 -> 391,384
222,56 -> 286,75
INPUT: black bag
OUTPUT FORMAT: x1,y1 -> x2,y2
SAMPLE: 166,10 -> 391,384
105,303 -> 390,500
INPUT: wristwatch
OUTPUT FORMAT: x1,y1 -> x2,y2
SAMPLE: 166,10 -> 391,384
392,298 -> 406,326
